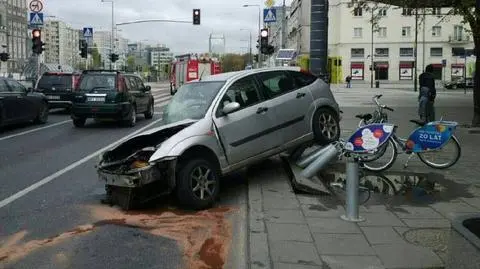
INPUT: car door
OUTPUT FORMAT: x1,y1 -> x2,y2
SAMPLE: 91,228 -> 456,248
126,76 -> 145,112
134,76 -> 149,111
0,79 -> 19,124
5,79 -> 37,121
254,70 -> 315,144
212,75 -> 279,165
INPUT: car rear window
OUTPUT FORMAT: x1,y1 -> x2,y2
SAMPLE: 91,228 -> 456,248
288,71 -> 318,87
37,73 -> 73,91
77,74 -> 117,92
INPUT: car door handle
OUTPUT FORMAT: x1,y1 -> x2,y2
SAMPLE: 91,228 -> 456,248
256,107 -> 268,114
296,92 -> 306,98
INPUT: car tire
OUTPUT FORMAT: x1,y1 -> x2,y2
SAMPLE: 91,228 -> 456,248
34,102 -> 49,124
144,100 -> 154,119
73,118 -> 86,127
312,107 -> 340,146
123,104 -> 136,127
175,158 -> 220,210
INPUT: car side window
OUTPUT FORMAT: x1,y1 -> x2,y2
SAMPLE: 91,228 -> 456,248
217,76 -> 261,116
256,71 -> 297,99
5,79 -> 26,93
126,76 -> 138,90
288,71 -> 317,87
0,80 -> 8,92
135,77 -> 146,89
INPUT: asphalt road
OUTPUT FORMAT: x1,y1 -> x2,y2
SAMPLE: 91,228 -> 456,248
0,81 -> 247,269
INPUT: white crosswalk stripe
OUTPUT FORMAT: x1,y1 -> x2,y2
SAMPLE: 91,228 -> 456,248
150,87 -> 172,109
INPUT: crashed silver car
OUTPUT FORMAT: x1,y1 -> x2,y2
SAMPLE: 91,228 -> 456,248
97,67 -> 342,210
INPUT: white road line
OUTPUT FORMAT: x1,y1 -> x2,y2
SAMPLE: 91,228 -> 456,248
154,100 -> 170,108
0,117 -> 164,209
0,120 -> 71,142
155,96 -> 171,103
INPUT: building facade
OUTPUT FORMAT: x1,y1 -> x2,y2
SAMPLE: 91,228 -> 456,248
3,0 -> 28,74
149,45 -> 173,67
43,19 -> 81,68
0,0 -> 8,74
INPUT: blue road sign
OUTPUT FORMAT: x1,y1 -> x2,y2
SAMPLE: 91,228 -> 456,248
83,27 -> 93,38
29,12 -> 44,26
263,8 -> 276,23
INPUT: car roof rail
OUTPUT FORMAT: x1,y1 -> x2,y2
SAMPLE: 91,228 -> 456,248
82,69 -> 122,74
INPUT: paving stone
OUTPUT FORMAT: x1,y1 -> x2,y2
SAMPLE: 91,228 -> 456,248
392,226 -> 410,237
429,201 -> 478,218
372,243 -> 443,269
321,255 -> 385,269
249,184 -> 263,202
270,241 -> 322,265
250,210 -> 266,233
301,204 -> 345,218
401,218 -> 452,228
359,205 -> 389,213
392,206 -> 445,219
263,188 -> 298,199
297,195 -> 322,205
250,232 -> 272,269
267,223 -> 313,242
264,197 -> 300,210
273,262 -> 324,269
265,209 -> 306,224
306,218 -> 361,234
361,227 -> 405,245
459,197 -> 480,209
357,212 -> 406,227
312,233 -> 375,256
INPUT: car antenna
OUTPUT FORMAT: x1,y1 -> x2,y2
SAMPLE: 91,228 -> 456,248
199,69 -> 205,81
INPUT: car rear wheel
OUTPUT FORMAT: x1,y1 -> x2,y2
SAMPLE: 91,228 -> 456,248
73,118 -> 86,127
312,107 -> 340,145
175,158 -> 220,210
123,105 -> 136,127
34,102 -> 49,124
144,101 -> 154,119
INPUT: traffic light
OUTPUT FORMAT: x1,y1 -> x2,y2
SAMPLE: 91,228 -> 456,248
265,45 -> 275,55
79,40 -> 88,58
193,9 -> 200,25
109,53 -> 119,63
31,29 -> 45,54
0,52 -> 9,62
260,28 -> 269,54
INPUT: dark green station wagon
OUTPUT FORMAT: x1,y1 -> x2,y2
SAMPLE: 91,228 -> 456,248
71,70 -> 155,127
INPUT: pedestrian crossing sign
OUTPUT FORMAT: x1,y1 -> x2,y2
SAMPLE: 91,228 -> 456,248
83,27 -> 93,38
29,12 -> 44,26
263,8 -> 276,23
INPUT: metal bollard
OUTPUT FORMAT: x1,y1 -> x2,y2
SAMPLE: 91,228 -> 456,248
300,143 -> 339,178
296,145 -> 333,168
340,158 -> 365,222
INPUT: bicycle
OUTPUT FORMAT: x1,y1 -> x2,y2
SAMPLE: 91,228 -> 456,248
354,94 -> 462,172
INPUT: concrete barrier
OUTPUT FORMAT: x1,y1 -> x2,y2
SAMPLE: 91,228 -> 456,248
445,213 -> 480,269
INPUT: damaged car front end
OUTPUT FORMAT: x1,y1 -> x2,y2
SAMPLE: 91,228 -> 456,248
96,120 -> 196,209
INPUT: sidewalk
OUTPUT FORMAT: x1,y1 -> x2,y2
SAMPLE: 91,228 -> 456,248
247,126 -> 480,268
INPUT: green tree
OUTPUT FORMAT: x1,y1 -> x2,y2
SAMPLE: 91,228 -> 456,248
358,0 -> 479,126
126,55 -> 135,72
91,44 -> 102,68
220,53 -> 246,72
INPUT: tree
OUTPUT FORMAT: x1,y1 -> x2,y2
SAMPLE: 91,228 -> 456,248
90,44 -> 102,69
126,55 -> 135,72
357,0 -> 479,126
220,53 -> 247,72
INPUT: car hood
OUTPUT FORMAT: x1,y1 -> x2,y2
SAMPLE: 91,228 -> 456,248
100,119 -> 199,163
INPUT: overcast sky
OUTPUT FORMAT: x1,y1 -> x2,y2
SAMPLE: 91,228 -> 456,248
42,0 -> 294,55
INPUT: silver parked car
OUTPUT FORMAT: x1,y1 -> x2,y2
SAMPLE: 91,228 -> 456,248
97,66 -> 342,210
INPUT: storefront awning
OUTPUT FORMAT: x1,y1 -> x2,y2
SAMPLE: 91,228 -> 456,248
276,49 -> 297,60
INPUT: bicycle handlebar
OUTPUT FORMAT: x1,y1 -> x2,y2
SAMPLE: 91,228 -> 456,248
372,94 -> 394,112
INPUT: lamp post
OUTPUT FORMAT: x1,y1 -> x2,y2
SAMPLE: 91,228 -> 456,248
101,0 -> 115,70
243,4 -> 261,68
241,29 -> 252,65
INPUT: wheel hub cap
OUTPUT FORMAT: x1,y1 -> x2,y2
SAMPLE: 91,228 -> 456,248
191,166 -> 215,200
319,113 -> 338,139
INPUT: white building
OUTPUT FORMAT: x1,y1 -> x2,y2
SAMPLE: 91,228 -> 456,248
92,30 -> 129,69
43,19 -> 81,68
284,0 -> 476,82
149,44 -> 173,67
2,0 -> 28,75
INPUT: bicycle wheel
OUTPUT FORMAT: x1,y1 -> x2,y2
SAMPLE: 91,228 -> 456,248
361,138 -> 398,172
417,135 -> 461,169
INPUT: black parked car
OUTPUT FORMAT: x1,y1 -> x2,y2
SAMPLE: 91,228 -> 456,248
70,70 -> 155,127
34,72 -> 81,110
0,77 -> 49,127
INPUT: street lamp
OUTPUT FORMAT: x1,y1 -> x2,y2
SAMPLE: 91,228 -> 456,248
101,0 -> 115,70
240,28 -> 252,65
243,4 -> 261,68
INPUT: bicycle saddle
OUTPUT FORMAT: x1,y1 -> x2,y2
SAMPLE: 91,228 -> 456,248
410,119 -> 426,126
355,114 -> 373,120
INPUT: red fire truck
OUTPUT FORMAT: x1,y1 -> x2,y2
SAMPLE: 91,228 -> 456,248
169,53 -> 222,95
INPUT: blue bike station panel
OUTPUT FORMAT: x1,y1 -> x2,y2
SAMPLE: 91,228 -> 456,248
345,123 -> 395,154
406,121 -> 458,153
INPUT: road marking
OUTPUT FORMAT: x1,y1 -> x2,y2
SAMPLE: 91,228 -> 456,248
0,120 -> 71,142
0,117 -> 164,209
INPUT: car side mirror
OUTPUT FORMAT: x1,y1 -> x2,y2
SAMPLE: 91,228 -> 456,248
222,102 -> 240,115
144,85 -> 151,91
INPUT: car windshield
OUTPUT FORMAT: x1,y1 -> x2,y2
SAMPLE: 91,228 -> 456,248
162,81 -> 225,124
37,74 -> 72,91
77,74 -> 117,92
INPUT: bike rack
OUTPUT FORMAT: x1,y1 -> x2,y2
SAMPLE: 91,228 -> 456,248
340,157 -> 365,222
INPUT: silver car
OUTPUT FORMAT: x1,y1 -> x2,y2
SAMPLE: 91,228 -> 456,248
97,66 -> 342,210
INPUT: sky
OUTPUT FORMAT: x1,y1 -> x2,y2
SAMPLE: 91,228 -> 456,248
41,0 -> 294,55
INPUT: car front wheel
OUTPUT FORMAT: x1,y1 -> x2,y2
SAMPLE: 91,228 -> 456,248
175,158 -> 220,210
34,102 -> 49,124
312,107 -> 340,145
